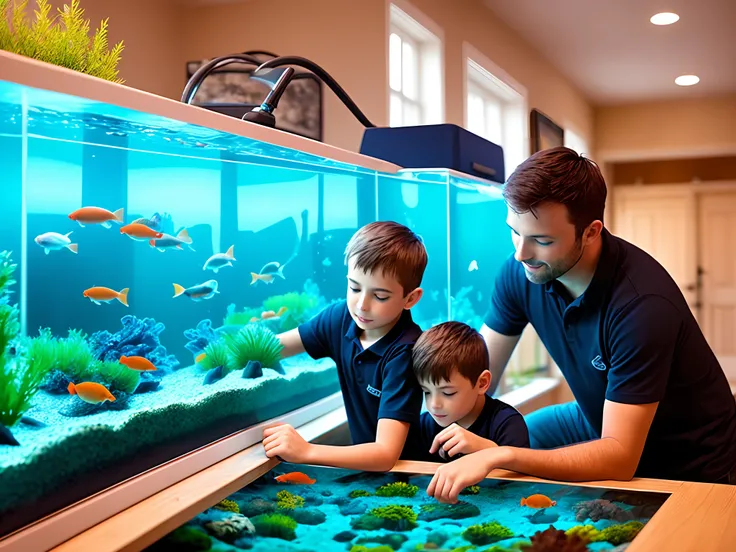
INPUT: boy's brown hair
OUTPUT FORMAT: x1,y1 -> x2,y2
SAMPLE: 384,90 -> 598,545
412,321 -> 489,386
503,146 -> 607,238
344,221 -> 427,296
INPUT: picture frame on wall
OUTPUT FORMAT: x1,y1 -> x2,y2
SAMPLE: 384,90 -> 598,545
185,56 -> 324,142
530,108 -> 564,153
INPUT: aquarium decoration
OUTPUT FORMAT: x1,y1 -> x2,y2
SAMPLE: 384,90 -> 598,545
183,318 -> 221,357
223,325 -> 284,374
89,315 -> 179,372
147,463 -> 665,551
0,0 -> 124,82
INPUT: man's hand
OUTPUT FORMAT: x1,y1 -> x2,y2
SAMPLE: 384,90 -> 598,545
429,423 -> 498,458
427,448 -> 506,503
262,423 -> 314,464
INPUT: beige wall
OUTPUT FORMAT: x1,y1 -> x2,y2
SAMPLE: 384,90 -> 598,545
596,95 -> 736,162
180,0 -> 594,154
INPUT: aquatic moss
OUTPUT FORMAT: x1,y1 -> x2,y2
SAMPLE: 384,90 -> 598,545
366,505 -> 417,531
276,490 -> 305,510
197,340 -> 234,374
596,521 -> 644,545
32,328 -> 95,382
224,324 -> 283,370
88,360 -> 140,394
375,481 -> 419,497
148,525 -> 211,551
463,521 -> 514,545
213,498 -> 240,513
461,485 -> 481,495
0,0 -> 125,83
251,512 -> 297,541
564,525 -> 599,542
349,489 -> 372,498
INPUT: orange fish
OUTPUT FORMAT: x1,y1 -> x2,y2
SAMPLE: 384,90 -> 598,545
274,472 -> 316,485
120,223 -> 164,241
521,494 -> 557,508
69,207 -> 124,229
68,381 -> 116,404
195,352 -> 207,363
83,286 -> 129,306
251,306 -> 289,323
120,355 -> 157,371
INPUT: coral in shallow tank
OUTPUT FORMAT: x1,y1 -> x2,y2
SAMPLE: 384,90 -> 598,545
375,481 -> 419,497
250,512 -> 298,541
89,315 -> 179,371
276,490 -> 305,510
462,521 -> 514,545
213,498 -> 240,514
597,521 -> 644,545
352,505 -> 418,531
573,498 -> 634,523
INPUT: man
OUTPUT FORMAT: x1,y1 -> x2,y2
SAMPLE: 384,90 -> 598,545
427,146 -> 736,504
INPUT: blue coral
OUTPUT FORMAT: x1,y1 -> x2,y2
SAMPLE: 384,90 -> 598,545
183,319 -> 219,356
89,315 -> 179,372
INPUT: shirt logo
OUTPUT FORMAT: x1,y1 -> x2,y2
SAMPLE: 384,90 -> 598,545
591,355 -> 607,371
366,385 -> 382,397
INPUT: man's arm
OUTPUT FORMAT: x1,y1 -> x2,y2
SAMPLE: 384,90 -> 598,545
427,400 -> 658,503
263,418 -> 409,472
277,328 -> 306,359
480,324 -> 522,394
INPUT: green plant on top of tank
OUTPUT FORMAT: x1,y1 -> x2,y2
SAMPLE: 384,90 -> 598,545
596,521 -> 644,545
276,490 -> 305,510
462,521 -> 514,545
213,498 -> 240,513
197,340 -> 234,374
223,324 -> 283,370
349,489 -> 372,498
0,0 -> 125,83
88,360 -> 140,394
223,303 -> 262,327
250,512 -> 298,541
375,481 -> 419,497
460,485 -> 481,495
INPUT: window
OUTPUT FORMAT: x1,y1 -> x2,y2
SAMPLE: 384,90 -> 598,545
389,2 -> 443,127
463,44 -> 528,179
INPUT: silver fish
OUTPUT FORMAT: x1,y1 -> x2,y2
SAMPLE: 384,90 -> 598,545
150,228 -> 195,252
34,231 -> 78,255
172,279 -> 219,302
203,245 -> 235,273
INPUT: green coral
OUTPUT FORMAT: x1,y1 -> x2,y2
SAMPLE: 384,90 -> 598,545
375,481 -> 419,497
276,490 -> 305,510
463,521 -> 514,545
565,524 -> 599,542
197,340 -> 234,374
361,505 -> 417,531
597,521 -> 644,545
0,0 -> 124,82
251,512 -> 297,541
349,489 -> 371,498
213,498 -> 239,513
461,485 -> 481,495
0,251 -> 53,429
224,324 -> 283,370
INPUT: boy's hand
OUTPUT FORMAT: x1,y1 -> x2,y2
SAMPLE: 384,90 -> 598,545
427,449 -> 499,503
262,423 -> 314,464
429,423 -> 498,458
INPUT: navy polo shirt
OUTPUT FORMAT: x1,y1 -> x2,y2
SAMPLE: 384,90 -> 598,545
485,229 -> 736,483
298,300 -> 423,445
409,395 -> 530,462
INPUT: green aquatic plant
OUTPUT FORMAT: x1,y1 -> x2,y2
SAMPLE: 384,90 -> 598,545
0,336 -> 53,428
349,489 -> 371,498
223,303 -> 262,327
224,324 -> 283,370
597,521 -> 644,545
197,340 -> 234,374
213,498 -> 240,513
276,490 -> 305,510
463,521 -> 514,545
262,291 -> 320,331
31,328 -> 95,381
461,485 -> 481,495
0,0 -> 125,83
251,512 -> 297,541
375,481 -> 419,497
357,505 -> 418,531
565,524 -> 598,542
88,360 -> 140,394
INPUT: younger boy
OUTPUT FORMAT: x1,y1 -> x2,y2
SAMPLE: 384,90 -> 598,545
262,221 -> 427,471
407,321 -> 529,462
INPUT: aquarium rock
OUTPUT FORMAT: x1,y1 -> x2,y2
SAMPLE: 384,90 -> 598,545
239,498 -> 277,518
40,369 -> 73,395
204,513 -> 255,543
183,319 -> 219,356
0,424 -> 19,446
339,500 -> 368,516
287,508 -> 326,525
90,315 -> 179,371
355,534 -> 409,550
134,372 -> 162,394
418,501 -> 481,521
526,509 -> 560,524
574,499 -> 634,523
333,530 -> 357,542
20,415 -> 46,428
203,365 -> 225,385
242,360 -> 263,379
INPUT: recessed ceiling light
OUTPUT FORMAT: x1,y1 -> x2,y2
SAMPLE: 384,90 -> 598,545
650,12 -> 680,25
675,75 -> 700,86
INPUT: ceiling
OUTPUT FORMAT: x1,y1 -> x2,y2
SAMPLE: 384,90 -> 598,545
482,0 -> 736,105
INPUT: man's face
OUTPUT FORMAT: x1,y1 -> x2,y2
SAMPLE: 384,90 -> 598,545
506,202 -> 585,285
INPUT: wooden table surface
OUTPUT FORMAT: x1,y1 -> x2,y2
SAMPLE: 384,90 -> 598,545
45,445 -> 736,552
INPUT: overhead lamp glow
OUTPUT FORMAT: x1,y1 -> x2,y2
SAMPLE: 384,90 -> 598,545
650,12 -> 680,25
675,75 -> 700,86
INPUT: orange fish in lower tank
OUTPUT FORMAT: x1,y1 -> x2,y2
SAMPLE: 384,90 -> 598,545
521,494 -> 557,508
275,472 -> 316,485
119,355 -> 157,371
67,382 -> 116,405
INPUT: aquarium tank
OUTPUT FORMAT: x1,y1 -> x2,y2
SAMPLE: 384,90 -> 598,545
0,67 -> 515,536
146,462 -> 669,552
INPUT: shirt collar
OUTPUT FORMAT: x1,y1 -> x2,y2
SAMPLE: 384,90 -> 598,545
345,308 -> 416,357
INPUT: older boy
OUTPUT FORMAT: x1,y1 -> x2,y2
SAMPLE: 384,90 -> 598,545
408,321 -> 529,463
263,221 -> 427,471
